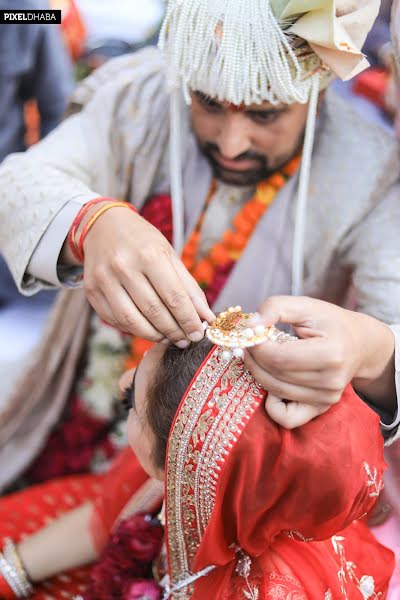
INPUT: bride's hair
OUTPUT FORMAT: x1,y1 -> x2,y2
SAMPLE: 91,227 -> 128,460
146,338 -> 213,470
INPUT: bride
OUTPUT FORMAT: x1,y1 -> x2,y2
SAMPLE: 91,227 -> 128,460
0,312 -> 394,599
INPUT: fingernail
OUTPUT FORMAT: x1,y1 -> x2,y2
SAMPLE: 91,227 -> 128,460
176,340 -> 190,349
189,331 -> 204,342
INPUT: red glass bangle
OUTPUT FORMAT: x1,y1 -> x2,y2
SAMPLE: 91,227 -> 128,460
67,197 -> 117,263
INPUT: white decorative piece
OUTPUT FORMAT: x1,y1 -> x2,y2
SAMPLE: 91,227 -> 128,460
243,328 -> 255,339
222,349 -> 233,361
291,74 -> 320,296
359,575 -> 376,599
205,306 -> 297,359
363,462 -> 384,498
159,0 -> 321,106
233,347 -> 245,359
254,325 -> 265,337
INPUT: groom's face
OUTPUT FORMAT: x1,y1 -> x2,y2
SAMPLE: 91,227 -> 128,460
190,91 -> 310,186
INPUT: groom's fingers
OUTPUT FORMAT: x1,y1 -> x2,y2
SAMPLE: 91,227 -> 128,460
257,295 -> 322,329
244,351 -> 340,406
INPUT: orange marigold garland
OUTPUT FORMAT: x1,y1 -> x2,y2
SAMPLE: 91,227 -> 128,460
182,155 -> 300,302
126,156 -> 300,369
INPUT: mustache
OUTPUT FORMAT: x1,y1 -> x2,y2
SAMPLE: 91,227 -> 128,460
202,143 -> 266,165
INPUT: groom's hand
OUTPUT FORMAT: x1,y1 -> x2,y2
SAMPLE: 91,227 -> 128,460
64,204 -> 215,345
244,296 -> 396,429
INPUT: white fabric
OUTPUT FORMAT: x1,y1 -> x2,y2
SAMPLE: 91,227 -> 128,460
28,196 -> 89,286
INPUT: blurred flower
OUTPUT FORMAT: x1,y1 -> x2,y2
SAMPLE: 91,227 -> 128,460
123,579 -> 162,600
84,514 -> 163,600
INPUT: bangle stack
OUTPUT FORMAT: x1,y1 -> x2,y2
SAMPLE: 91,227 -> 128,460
0,539 -> 33,599
67,197 -> 138,264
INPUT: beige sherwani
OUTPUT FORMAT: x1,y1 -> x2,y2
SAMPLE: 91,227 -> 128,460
0,48 -> 399,488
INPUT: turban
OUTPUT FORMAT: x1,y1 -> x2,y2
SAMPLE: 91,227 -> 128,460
159,0 -> 379,106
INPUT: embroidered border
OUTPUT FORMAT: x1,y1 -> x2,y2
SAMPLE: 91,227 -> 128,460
165,347 -> 263,598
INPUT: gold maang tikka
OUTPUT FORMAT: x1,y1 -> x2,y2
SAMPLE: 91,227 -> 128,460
205,306 -> 297,361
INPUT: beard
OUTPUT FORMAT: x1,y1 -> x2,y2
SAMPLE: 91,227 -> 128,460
198,134 -> 304,187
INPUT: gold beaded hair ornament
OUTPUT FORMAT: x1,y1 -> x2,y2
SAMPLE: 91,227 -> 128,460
205,306 -> 297,361
158,0 -> 379,294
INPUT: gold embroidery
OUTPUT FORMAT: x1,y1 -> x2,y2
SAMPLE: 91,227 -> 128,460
283,530 -> 314,543
166,347 -> 263,599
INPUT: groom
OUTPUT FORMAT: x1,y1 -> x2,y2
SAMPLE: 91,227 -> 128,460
0,0 -> 399,443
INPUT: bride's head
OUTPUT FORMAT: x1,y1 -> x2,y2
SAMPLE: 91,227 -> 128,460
119,339 -> 213,481
120,336 -> 386,598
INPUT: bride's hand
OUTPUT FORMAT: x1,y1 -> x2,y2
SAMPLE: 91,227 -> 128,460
244,296 -> 396,429
262,394 -> 328,429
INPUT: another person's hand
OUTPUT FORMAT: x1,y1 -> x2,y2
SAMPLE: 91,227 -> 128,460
66,205 -> 215,345
244,296 -> 396,429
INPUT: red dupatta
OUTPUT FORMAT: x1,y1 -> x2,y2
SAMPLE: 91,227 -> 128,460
164,346 -> 394,599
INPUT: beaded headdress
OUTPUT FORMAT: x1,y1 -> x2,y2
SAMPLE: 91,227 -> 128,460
158,0 -> 379,294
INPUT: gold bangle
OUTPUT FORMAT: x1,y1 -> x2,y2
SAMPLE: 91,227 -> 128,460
77,201 -> 138,262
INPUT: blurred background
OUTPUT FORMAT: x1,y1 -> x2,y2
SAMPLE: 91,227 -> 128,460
0,0 -> 165,404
